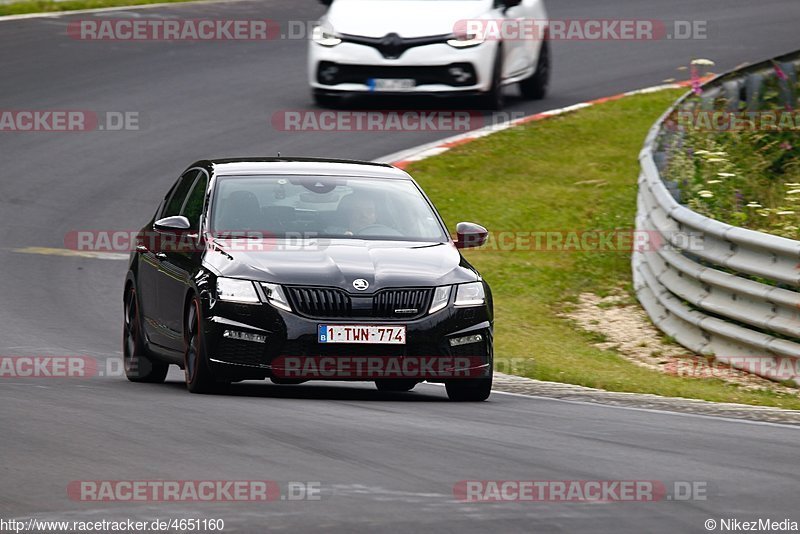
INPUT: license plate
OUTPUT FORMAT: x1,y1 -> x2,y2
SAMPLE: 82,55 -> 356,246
369,78 -> 416,92
318,325 -> 406,344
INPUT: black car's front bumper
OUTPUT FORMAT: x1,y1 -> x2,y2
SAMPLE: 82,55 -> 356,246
202,297 -> 492,382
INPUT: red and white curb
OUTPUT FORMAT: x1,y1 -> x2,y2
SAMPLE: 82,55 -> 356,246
377,80 -> 695,168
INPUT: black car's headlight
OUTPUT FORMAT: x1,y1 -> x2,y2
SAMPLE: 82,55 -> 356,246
312,25 -> 342,47
454,282 -> 485,307
262,282 -> 292,312
429,286 -> 452,314
216,277 -> 260,304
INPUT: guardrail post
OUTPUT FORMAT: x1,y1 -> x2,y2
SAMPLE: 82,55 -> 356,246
745,73 -> 765,111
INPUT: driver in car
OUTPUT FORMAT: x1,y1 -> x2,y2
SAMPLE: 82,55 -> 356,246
327,193 -> 402,237
344,196 -> 378,235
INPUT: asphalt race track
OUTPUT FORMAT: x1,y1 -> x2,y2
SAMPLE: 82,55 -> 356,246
2,0 -> 800,531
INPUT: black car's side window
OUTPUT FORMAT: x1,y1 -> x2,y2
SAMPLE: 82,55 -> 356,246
163,170 -> 200,218
181,173 -> 209,230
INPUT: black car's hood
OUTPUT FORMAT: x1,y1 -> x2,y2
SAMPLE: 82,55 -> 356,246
204,238 -> 479,290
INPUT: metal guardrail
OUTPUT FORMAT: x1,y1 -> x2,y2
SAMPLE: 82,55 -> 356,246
633,51 -> 800,384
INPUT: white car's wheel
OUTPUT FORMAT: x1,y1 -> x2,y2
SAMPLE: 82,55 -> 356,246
480,50 -> 505,110
520,40 -> 550,100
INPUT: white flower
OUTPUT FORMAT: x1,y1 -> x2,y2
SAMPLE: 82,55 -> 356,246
698,190 -> 714,198
777,211 -> 796,216
786,189 -> 800,195
717,172 -> 736,178
692,58 -> 716,66
706,158 -> 726,163
746,202 -> 762,208
707,180 -> 723,184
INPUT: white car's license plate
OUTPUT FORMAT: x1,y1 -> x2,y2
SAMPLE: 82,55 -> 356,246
318,325 -> 406,344
369,78 -> 416,91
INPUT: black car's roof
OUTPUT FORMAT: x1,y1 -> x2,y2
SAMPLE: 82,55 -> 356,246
191,157 -> 411,180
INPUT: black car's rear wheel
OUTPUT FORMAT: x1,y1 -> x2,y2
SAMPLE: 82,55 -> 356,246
184,296 -> 218,394
375,379 -> 418,392
123,286 -> 168,383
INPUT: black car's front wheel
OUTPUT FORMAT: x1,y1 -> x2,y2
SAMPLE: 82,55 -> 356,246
123,286 -> 169,383
184,296 -> 218,394
445,376 -> 492,402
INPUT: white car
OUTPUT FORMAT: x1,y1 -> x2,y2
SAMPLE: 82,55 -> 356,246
308,0 -> 550,109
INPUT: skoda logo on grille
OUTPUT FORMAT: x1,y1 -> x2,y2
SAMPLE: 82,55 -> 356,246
352,279 -> 370,291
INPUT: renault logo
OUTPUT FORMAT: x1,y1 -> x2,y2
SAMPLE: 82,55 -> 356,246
352,279 -> 370,291
379,32 -> 404,59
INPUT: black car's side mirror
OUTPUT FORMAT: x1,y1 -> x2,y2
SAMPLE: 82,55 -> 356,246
455,222 -> 489,249
154,215 -> 191,234
319,0 -> 333,6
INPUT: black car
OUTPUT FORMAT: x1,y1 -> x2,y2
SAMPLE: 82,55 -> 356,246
123,158 -> 493,401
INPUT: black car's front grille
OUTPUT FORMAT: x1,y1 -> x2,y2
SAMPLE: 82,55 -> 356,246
317,61 -> 478,87
373,289 -> 431,318
285,287 -> 352,317
285,286 -> 433,320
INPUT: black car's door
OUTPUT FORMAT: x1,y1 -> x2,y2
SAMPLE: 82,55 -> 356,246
142,169 -> 199,350
157,169 -> 209,351
137,206 -> 164,345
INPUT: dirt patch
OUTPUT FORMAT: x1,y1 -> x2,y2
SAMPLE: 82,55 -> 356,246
562,293 -> 800,395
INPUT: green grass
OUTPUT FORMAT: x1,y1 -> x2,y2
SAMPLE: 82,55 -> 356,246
407,88 -> 800,410
665,76 -> 800,240
0,0 -> 197,16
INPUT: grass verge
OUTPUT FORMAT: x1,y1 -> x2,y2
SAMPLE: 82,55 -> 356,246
0,0 -> 198,17
407,88 -> 800,410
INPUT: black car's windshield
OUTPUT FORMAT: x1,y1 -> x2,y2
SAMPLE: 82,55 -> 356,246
209,175 -> 449,242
